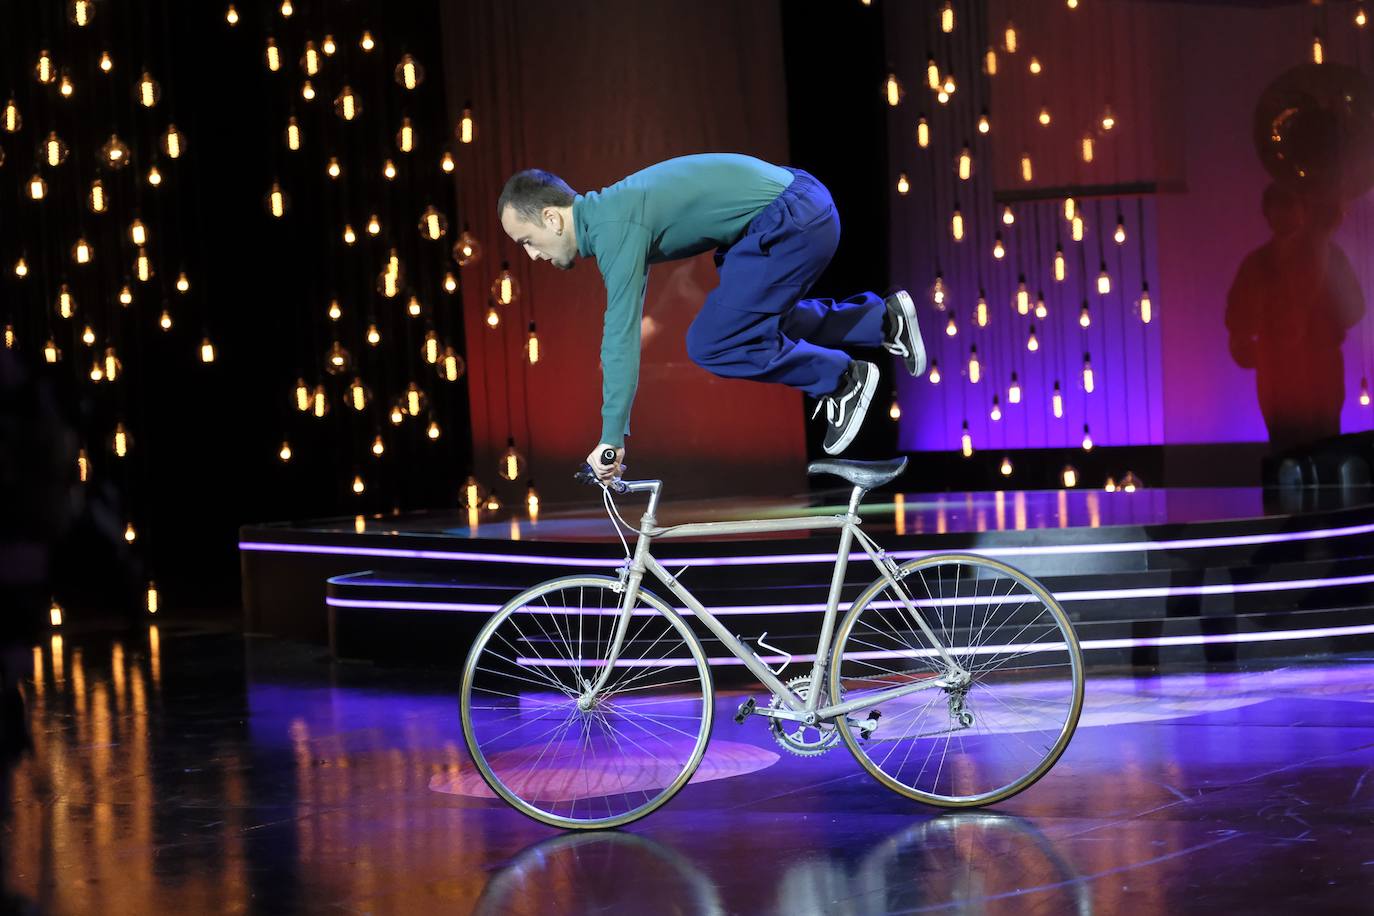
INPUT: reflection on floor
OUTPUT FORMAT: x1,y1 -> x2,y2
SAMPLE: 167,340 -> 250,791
3,623 -> 1373,913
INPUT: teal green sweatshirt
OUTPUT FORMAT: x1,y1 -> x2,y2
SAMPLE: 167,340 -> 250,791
572,153 -> 795,447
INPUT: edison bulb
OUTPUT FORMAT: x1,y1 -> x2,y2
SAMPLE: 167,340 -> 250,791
1082,353 -> 1095,393
266,182 -> 288,218
1062,465 -> 1078,488
279,441 -> 293,462
57,285 -> 76,319
1003,206 -> 1015,226
404,382 -> 426,416
360,31 -> 375,52
334,86 -> 360,121
1071,215 -> 1085,242
977,111 -> 990,134
951,208 -> 964,241
148,164 -> 163,186
326,157 -> 341,179
917,117 -> 930,148
1139,284 -> 1153,324
311,385 -> 330,418
961,422 -> 973,457
992,235 -> 1005,260
28,174 -> 47,200
162,125 -> 183,159
301,80 -> 315,101
426,419 -> 441,440
352,474 -> 365,495
396,117 -> 415,153
200,337 -> 216,363
491,263 -> 518,305
44,132 -> 69,167
383,159 -> 397,180
176,272 -> 190,293
119,285 -> 133,306
499,439 -> 526,481
72,238 -> 94,265
419,206 -> 448,239
1036,294 -> 1048,319
957,146 -> 972,180
441,151 -> 456,173
407,295 -> 422,317
343,225 -> 357,245
226,5 -> 239,25
325,341 -> 352,374
1027,326 -> 1039,351
928,361 -> 941,384
444,272 -> 459,294
1082,134 -> 1095,163
14,257 -> 28,278
112,422 -> 131,457
990,397 -> 1002,422
976,295 -> 988,328
458,106 -> 474,144
81,325 -> 96,346
1052,382 -> 1064,418
372,435 -> 385,457
1020,153 -> 1033,183
389,404 -> 404,425
294,378 -> 310,411
984,47 -> 997,75
135,248 -> 153,282
3,98 -> 20,133
286,117 -> 301,151
1037,106 -> 1051,126
439,347 -> 465,382
1097,265 -> 1111,295
422,330 -> 440,364
1082,425 -> 1094,451
527,322 -> 540,364
36,50 -> 55,84
301,41 -> 320,76
1054,246 -> 1067,281
45,338 -> 62,363
367,214 -> 381,235
945,314 -> 958,337
896,172 -> 909,195
453,229 -> 481,266
1101,106 -> 1116,131
159,310 -> 172,331
968,346 -> 981,383
396,55 -> 425,90
1080,302 -> 1092,328
346,377 -> 370,411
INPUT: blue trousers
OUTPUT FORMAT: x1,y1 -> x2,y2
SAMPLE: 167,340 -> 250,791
685,168 -> 885,399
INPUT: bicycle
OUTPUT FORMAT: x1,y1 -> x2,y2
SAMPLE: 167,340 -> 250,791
460,452 -> 1085,829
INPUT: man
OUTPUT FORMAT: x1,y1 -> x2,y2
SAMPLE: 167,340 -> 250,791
497,153 -> 926,480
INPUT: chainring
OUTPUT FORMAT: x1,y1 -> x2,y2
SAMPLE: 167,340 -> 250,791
767,675 -> 842,757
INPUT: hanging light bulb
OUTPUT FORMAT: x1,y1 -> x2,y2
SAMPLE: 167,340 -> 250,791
444,271 -> 459,294
2,98 -> 18,133
460,476 -> 485,510
77,448 -> 89,481
453,229 -> 481,266
1105,476 -> 1118,492
491,262 -> 518,305
1027,325 -> 1039,352
200,337 -> 216,363
527,483 -> 540,520
325,341 -> 352,374
942,74 -> 956,95
367,323 -> 381,346
885,72 -> 903,106
371,434 -> 385,457
1072,215 -> 1085,242
1053,381 -> 1064,418
352,474 -> 366,495
420,206 -> 449,239
1016,278 -> 1030,314
1082,352 -> 1095,392
82,325 -> 96,346
360,31 -> 375,52
889,399 -> 901,420
1029,56 -> 1042,75
158,309 -> 172,331
334,86 -> 361,121
311,384 -> 330,418
101,134 -> 130,169
968,346 -> 981,383
70,0 -> 95,26
112,421 -> 130,458
389,403 -> 404,425
984,47 -> 998,75
940,1 -> 955,32
396,117 -> 415,153
299,40 -> 321,76
527,322 -> 540,364
1002,206 -> 1015,226
1082,424 -> 1094,451
14,257 -> 28,278
499,438 -> 526,481
1080,302 -> 1092,328
976,293 -> 989,327
1009,372 -> 1022,403
176,272 -> 190,293
961,421 -> 973,457
301,80 -> 316,102
945,314 -> 958,337
137,72 -> 161,108
917,117 -> 931,148
326,157 -> 341,179
957,145 -> 972,180
951,206 -> 964,241
226,5 -> 239,26
72,238 -> 94,266
896,172 -> 910,195
341,224 -> 357,246
1,325 -> 11,349
440,347 -> 465,381
44,131 -> 69,167
1361,379 -> 1370,407
50,601 -> 63,628
160,124 -> 183,160
992,234 -> 1006,260
422,330 -> 440,364
1082,133 -> 1095,163
103,347 -> 121,381
280,0 -> 293,17
266,181 -> 288,218
1120,471 -> 1142,493
977,110 -> 990,134
365,213 -> 381,236
931,273 -> 946,308
1097,263 -> 1111,294
285,117 -> 302,151
929,360 -> 941,384
1064,197 -> 1077,221
1054,246 -> 1067,282
1139,283 -> 1153,324
1358,6 -> 1368,27
441,150 -> 456,173
1038,106 -> 1051,126
57,285 -> 75,319
1036,293 -> 1048,319
124,521 -> 137,544
407,295 -> 422,317
1020,153 -> 1033,183
1312,33 -> 1324,64
1100,105 -> 1116,131
405,382 -> 426,416
1000,456 -> 1013,476
89,359 -> 104,383
346,377 -> 370,411
29,174 -> 47,200
925,56 -> 941,91
1005,22 -> 1018,52
426,418 -> 441,440
458,105 -> 474,144
294,378 -> 310,412
36,50 -> 55,84
147,163 -> 163,186
1062,465 -> 1078,488
1114,219 -> 1127,245
990,396 -> 1002,422
278,440 -> 293,462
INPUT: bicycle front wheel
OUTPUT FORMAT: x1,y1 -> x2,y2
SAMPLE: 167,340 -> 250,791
831,554 -> 1084,807
460,575 -> 714,829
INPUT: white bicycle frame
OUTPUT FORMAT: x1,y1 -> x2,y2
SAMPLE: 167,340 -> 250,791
585,478 -> 970,724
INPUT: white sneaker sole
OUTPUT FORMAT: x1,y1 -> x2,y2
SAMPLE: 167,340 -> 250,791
892,290 -> 927,377
824,364 -> 879,455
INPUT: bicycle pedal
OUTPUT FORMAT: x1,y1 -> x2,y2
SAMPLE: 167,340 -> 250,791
734,698 -> 756,724
857,709 -> 881,739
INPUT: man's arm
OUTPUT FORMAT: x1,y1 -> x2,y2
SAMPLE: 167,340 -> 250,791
595,220 -> 652,448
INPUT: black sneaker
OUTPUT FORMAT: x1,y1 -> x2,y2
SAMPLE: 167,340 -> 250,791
813,361 -> 878,455
883,289 -> 927,377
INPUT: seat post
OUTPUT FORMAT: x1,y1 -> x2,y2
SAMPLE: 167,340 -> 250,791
847,486 -> 866,517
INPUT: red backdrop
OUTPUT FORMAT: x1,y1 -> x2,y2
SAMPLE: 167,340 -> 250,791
440,0 -> 808,505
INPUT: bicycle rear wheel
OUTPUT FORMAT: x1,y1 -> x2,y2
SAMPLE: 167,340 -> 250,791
460,575 -> 714,829
831,554 -> 1083,807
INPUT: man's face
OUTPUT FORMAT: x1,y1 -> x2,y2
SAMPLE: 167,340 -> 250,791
501,206 -> 576,270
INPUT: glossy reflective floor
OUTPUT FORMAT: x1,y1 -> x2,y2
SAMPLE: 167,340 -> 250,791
4,622 -> 1373,914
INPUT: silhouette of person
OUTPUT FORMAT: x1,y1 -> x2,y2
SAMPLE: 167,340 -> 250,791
1226,183 -> 1365,451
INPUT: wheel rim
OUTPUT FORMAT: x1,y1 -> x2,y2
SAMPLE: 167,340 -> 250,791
832,555 -> 1083,806
461,577 -> 713,828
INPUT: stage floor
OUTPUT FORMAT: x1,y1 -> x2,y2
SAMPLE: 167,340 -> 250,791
266,486 -> 1303,543
6,621 -> 1373,913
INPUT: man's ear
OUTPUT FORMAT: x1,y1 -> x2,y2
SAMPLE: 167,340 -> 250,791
545,207 -> 563,233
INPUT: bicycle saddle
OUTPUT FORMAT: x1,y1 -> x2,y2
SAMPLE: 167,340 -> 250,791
806,456 -> 908,489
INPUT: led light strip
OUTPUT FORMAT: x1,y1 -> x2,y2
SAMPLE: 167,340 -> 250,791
242,519 -> 1374,569
510,622 -> 1374,668
326,570 -> 1374,617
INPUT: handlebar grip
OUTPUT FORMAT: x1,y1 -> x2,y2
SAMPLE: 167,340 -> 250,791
600,447 -> 618,465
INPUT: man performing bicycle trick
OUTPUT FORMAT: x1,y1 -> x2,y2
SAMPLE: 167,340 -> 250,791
497,153 -> 929,479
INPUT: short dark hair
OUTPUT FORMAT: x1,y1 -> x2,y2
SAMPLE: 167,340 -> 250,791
498,169 -> 576,224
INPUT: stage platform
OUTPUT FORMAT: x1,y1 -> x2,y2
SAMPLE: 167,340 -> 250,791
239,484 -> 1374,670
